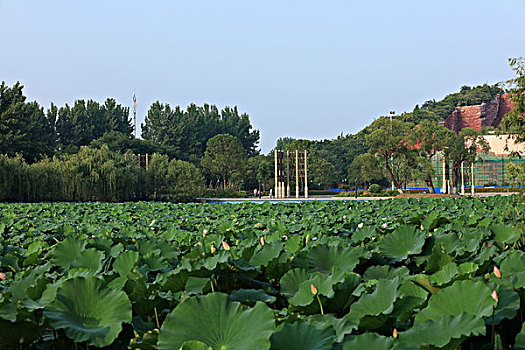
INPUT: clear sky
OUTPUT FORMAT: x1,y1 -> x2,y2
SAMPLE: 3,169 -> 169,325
1,0 -> 524,153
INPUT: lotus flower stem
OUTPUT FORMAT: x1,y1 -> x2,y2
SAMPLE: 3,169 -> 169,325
154,307 -> 160,329
491,308 -> 495,345
210,278 -> 215,292
316,294 -> 324,316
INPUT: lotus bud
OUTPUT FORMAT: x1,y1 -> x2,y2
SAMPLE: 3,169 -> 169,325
222,241 -> 230,251
260,236 -> 265,246
282,235 -> 288,241
310,284 -> 318,295
358,223 -> 364,229
393,328 -> 398,339
210,244 -> 216,254
203,229 -> 209,237
382,223 -> 388,229
486,242 -> 492,247
428,233 -> 432,237
493,266 -> 501,278
420,224 -> 424,230
0,272 -> 5,280
491,290 -> 498,304
343,215 -> 347,220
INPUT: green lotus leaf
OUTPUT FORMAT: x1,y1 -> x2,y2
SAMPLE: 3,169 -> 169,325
249,242 -> 284,267
270,322 -> 336,350
113,250 -> 140,278
364,266 -> 409,282
379,225 -> 426,261
280,269 -> 335,306
421,212 -> 439,231
179,340 -> 213,350
348,278 -> 398,323
491,224 -> 520,246
230,289 -> 276,304
70,248 -> 105,272
342,332 -> 394,350
309,314 -> 358,343
351,226 -> 376,243
516,322 -> 525,349
44,277 -> 132,347
414,279 -> 495,324
0,318 -> 43,348
51,237 -> 86,271
307,244 -> 364,275
428,262 -> 478,286
425,242 -> 454,273
485,288 -> 520,325
398,313 -> 485,348
500,251 -> 525,288
158,293 -> 275,350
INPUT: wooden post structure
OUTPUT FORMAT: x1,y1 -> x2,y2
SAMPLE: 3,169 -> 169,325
442,153 -> 446,194
304,150 -> 308,198
286,151 -> 290,198
295,150 -> 299,198
145,154 -> 149,171
274,150 -> 278,198
461,161 -> 465,195
471,162 -> 475,196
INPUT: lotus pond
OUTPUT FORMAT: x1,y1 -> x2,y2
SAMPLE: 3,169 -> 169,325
0,196 -> 524,349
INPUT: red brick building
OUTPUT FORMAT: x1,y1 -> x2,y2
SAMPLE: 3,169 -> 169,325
440,93 -> 515,133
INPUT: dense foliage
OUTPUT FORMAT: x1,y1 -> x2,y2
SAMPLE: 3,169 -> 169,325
0,146 -> 204,202
0,197 -> 523,349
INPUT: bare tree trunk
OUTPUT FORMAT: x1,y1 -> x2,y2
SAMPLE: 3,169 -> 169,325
384,156 -> 404,194
425,172 -> 435,193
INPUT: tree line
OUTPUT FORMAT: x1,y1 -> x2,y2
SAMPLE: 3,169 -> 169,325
1,57 -> 523,201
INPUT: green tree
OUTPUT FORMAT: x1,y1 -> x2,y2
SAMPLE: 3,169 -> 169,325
365,117 -> 415,193
201,134 -> 247,189
444,128 -> 489,191
0,82 -> 56,162
348,153 -> 383,190
408,121 -> 454,193
502,57 -> 525,143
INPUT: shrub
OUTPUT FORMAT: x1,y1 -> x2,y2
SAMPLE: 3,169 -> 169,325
368,184 -> 381,193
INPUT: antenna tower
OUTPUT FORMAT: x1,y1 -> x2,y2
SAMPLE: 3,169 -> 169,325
132,92 -> 137,138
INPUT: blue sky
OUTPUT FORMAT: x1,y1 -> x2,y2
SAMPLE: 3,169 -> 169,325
1,0 -> 523,153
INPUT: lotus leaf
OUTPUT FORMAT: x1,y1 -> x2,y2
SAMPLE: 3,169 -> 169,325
379,225 -> 426,261
270,322 -> 336,350
342,332 -> 394,350
414,279 -> 495,324
158,293 -> 275,350
44,277 -> 132,347
348,278 -> 398,323
398,313 -> 485,348
500,250 -> 525,288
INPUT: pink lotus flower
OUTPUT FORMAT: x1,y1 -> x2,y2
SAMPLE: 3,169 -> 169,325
310,284 -> 318,295
393,329 -> 398,339
491,290 -> 498,304
358,223 -> 364,229
260,236 -> 265,246
382,223 -> 388,229
282,235 -> 288,241
493,266 -> 501,278
222,241 -> 230,251
343,215 -> 347,220
486,242 -> 492,247
0,272 -> 5,280
203,229 -> 209,237
210,244 -> 216,254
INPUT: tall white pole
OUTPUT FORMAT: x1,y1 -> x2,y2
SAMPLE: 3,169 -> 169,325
274,150 -> 278,199
442,153 -> 446,194
304,150 -> 308,198
295,150 -> 299,198
471,162 -> 475,196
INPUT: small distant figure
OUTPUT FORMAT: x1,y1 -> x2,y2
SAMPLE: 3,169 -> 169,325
253,188 -> 258,198
258,190 -> 262,199
269,188 -> 273,198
